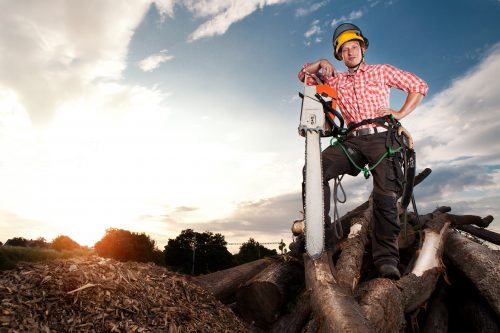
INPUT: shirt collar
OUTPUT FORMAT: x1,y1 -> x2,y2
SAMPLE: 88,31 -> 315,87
346,62 -> 368,76
358,62 -> 368,72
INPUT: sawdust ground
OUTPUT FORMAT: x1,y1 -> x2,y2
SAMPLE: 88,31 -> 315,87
0,256 -> 250,333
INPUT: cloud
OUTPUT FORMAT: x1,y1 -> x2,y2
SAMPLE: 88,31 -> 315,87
185,0 -> 290,42
0,0 -> 301,248
368,0 -> 397,8
402,43 -> 500,221
405,43 -> 500,165
304,20 -> 322,38
138,49 -> 174,72
0,210 -> 46,243
0,81 -> 173,246
413,163 -> 496,201
0,1 -> 153,125
175,206 -> 199,213
194,176 -> 370,241
331,10 -> 363,27
175,193 -> 303,249
295,1 -> 329,17
131,194 -> 301,250
153,0 -> 176,19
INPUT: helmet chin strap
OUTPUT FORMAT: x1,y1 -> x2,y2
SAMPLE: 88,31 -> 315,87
346,52 -> 365,71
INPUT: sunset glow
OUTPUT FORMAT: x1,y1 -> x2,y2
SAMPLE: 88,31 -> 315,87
1,1 -> 499,249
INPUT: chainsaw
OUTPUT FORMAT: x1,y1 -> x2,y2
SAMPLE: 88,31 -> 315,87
298,74 -> 343,259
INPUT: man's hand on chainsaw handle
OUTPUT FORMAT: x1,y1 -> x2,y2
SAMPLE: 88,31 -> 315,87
298,59 -> 336,81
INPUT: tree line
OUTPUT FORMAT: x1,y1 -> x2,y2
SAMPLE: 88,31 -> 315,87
1,235 -> 82,251
1,228 -> 283,275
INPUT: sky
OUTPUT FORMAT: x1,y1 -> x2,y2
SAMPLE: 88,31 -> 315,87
1,0 -> 499,252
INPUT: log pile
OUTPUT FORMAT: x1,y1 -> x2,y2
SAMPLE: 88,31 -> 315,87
197,169 -> 500,332
0,256 -> 250,332
1,170 -> 499,332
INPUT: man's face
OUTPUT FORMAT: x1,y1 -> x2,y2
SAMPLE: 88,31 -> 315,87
340,40 -> 365,67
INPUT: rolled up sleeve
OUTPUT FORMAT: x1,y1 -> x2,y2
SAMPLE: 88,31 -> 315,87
384,64 -> 428,96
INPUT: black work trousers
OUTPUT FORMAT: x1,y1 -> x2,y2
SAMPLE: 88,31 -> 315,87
302,131 -> 403,268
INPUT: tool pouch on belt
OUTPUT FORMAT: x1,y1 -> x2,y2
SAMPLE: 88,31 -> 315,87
396,125 -> 416,209
400,148 -> 416,209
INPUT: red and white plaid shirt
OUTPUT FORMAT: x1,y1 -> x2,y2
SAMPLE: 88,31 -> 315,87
301,63 -> 428,127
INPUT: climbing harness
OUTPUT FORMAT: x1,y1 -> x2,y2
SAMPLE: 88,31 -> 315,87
321,92 -> 419,239
331,116 -> 404,179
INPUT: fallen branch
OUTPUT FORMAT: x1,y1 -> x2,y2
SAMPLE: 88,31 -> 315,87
269,290 -> 311,333
334,207 -> 371,291
456,224 -> 500,246
444,228 -> 500,318
446,214 -> 494,228
236,258 -> 304,329
305,252 -> 374,333
194,258 -> 272,303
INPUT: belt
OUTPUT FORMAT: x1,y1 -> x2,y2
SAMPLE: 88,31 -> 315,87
348,126 -> 387,137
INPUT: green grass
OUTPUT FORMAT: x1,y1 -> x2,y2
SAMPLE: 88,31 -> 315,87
0,246 -> 94,270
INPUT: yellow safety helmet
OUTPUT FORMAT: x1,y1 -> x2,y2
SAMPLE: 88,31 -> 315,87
332,23 -> 369,60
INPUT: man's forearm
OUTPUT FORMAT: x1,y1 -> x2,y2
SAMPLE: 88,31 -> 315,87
297,59 -> 328,81
398,92 -> 424,119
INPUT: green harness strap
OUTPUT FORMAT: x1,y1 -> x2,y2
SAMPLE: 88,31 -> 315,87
330,137 -> 403,179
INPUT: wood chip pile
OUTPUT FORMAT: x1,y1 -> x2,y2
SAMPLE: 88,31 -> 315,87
0,256 -> 250,332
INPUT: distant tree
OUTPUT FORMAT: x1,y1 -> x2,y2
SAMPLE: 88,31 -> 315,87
164,229 -> 233,275
5,237 -> 29,247
278,239 -> 288,255
234,238 -> 277,265
51,235 -> 81,251
94,228 -> 157,263
151,248 -> 165,266
31,237 -> 50,248
0,241 -> 3,246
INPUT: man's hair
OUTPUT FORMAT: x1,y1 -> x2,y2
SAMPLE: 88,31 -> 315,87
339,40 -> 365,58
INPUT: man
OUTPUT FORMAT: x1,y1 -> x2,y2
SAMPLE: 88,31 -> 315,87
297,23 -> 428,279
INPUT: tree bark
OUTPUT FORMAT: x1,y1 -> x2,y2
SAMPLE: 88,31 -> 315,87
269,290 -> 311,333
194,258 -> 272,303
446,214 -> 493,227
446,264 -> 500,333
422,281 -> 448,333
414,167 -> 432,186
304,251 -> 375,333
236,259 -> 304,329
444,229 -> 500,319
356,215 -> 450,333
334,208 -> 371,291
456,224 -> 500,245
